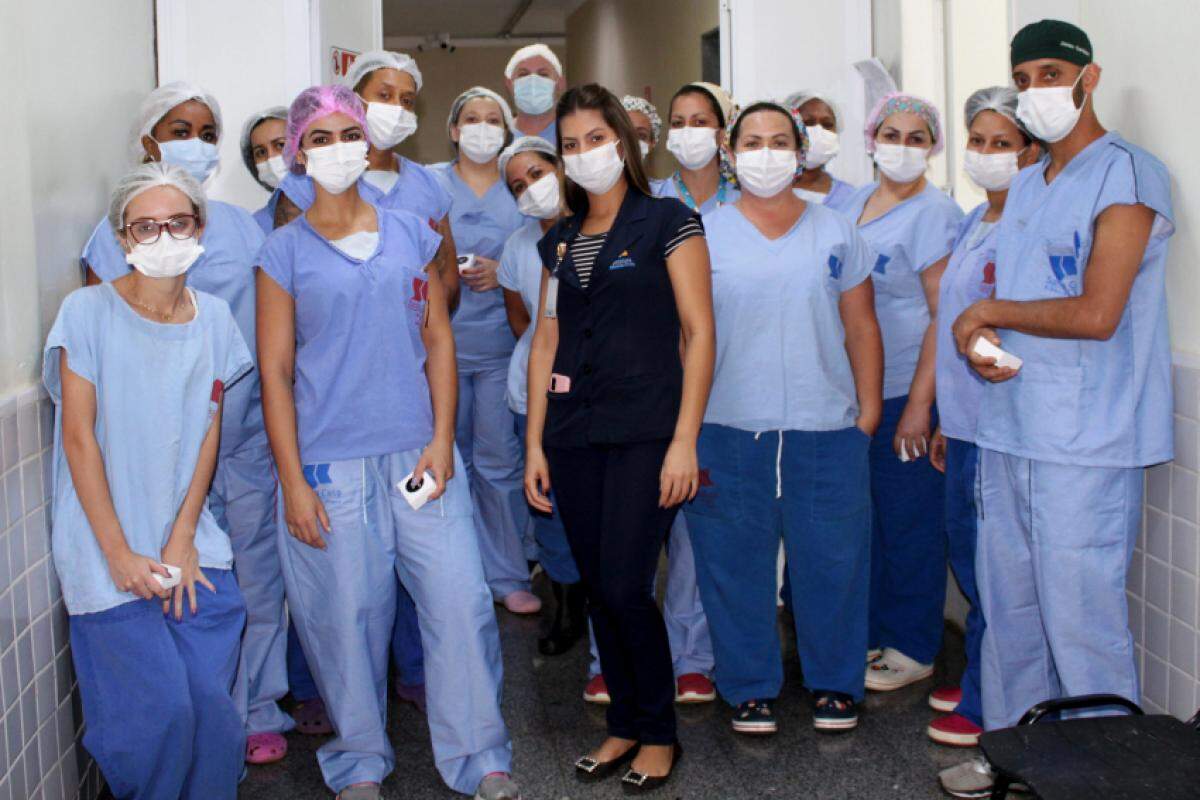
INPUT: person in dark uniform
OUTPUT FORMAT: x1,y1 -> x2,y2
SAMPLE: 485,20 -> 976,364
524,83 -> 715,792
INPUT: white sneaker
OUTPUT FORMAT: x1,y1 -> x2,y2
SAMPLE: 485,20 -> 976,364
938,757 -> 995,799
864,647 -> 933,691
867,648 -> 882,664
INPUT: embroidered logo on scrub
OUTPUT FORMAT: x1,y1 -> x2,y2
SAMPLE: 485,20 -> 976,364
873,253 -> 891,274
698,468 -> 714,487
1044,232 -> 1082,296
208,379 -> 224,424
302,463 -> 332,489
828,255 -> 843,280
971,260 -> 997,301
610,250 -> 636,270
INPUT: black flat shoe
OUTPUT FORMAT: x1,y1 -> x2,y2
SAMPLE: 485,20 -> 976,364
621,743 -> 683,794
574,743 -> 639,783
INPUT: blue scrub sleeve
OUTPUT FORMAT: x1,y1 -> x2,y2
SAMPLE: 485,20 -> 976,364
839,224 -> 877,293
255,227 -> 297,297
909,198 -> 963,273
81,217 -> 129,282
217,301 -> 255,390
391,210 -> 443,268
1095,149 -> 1175,240
279,173 -> 316,212
43,290 -> 99,401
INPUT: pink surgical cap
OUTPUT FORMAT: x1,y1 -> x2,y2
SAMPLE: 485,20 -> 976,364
864,92 -> 944,156
284,85 -> 370,171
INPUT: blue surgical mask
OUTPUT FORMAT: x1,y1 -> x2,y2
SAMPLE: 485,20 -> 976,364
513,74 -> 557,115
157,138 -> 220,184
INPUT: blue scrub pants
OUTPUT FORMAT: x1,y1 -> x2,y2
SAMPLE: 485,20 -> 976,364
286,620 -> 318,701
457,363 -> 531,600
210,442 -> 294,736
868,395 -> 947,664
513,413 -> 580,584
686,424 -> 872,704
71,569 -> 246,800
944,437 -> 984,727
280,448 -> 511,794
586,515 -> 715,679
976,448 -> 1142,731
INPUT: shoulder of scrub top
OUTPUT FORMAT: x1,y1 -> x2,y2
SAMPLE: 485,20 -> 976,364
1102,133 -> 1174,234
499,219 -> 544,287
206,199 -> 267,249
397,156 -> 453,221
951,201 -> 991,250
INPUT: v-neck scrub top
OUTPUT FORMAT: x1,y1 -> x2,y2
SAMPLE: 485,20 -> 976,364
704,202 -> 875,431
840,181 -> 963,399
44,284 -> 252,614
256,207 -> 442,463
281,155 -> 452,225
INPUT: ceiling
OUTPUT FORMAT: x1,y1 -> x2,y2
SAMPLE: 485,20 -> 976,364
381,0 -> 585,41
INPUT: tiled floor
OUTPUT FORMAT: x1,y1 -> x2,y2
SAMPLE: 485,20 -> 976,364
237,582 -> 974,800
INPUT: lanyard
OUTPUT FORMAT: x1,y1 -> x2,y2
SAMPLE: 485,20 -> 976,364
672,172 -> 727,212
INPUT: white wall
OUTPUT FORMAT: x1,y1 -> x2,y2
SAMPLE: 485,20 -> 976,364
723,0 -> 874,186
0,0 -> 156,396
155,0 -> 381,211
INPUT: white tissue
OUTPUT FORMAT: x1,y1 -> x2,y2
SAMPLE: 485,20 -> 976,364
398,471 -> 437,511
153,564 -> 183,591
457,253 -> 476,274
972,337 -> 1023,370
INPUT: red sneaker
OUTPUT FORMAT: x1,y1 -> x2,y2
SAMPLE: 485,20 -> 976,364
927,713 -> 982,747
675,673 -> 716,704
928,685 -> 963,713
583,674 -> 610,704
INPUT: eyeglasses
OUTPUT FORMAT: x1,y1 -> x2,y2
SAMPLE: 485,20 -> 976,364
123,214 -> 199,245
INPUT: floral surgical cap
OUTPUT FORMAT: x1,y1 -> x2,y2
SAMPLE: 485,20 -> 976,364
864,92 -> 944,156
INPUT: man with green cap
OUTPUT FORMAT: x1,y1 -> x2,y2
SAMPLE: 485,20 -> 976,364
940,18 -> 1176,798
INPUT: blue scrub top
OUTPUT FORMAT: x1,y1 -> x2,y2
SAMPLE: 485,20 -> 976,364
44,284 -> 251,614
935,203 -> 995,443
429,161 -> 525,367
252,189 -> 280,235
533,119 -> 557,145
81,200 -> 267,455
841,181 -> 963,399
280,155 -> 452,224
824,178 -> 857,213
978,132 -> 1175,468
704,202 -> 875,432
257,207 -> 441,463
654,172 -> 740,217
496,219 -> 547,415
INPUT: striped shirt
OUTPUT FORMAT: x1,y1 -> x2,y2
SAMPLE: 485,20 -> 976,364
569,217 -> 705,290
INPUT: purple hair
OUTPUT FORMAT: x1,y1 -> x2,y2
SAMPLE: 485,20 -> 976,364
284,85 -> 370,172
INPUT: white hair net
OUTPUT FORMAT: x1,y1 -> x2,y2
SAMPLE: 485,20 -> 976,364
504,44 -> 563,80
345,50 -> 423,93
784,90 -> 843,132
621,95 -> 662,144
447,86 -> 515,141
108,161 -> 207,236
498,135 -> 558,184
130,82 -> 222,163
964,85 -> 1033,141
240,105 -> 288,188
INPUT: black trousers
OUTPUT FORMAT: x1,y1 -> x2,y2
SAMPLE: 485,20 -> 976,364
546,438 -> 679,744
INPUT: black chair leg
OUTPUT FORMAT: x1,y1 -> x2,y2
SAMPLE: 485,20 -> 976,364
990,774 -> 1012,800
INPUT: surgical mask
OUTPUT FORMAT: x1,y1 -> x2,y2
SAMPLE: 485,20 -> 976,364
513,74 -> 557,115
873,143 -> 928,183
735,147 -> 798,198
639,141 -> 651,158
458,123 -> 506,164
304,140 -> 368,194
803,125 -> 840,169
125,235 -> 205,279
963,149 -> 1021,191
517,173 -> 561,219
366,102 -> 418,149
1017,70 -> 1086,143
256,155 -> 288,189
564,140 -> 625,195
158,138 -> 219,184
667,127 -> 719,170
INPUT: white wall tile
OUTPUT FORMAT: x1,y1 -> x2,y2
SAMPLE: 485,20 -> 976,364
1172,465 -> 1199,524
1176,416 -> 1200,471
1168,665 -> 1197,720
1148,462 -> 1172,512
1129,548 -> 1145,596
1147,509 -> 1172,562
1146,556 -> 1171,611
1145,653 -> 1169,708
1147,604 -> 1171,660
1172,569 -> 1197,627
1171,617 -> 1196,677
1175,363 -> 1200,421
1173,517 -> 1199,576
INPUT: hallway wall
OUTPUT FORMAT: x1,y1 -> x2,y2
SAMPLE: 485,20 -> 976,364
565,0 -> 720,181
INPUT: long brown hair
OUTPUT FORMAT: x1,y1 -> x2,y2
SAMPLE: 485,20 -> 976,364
556,83 -> 651,216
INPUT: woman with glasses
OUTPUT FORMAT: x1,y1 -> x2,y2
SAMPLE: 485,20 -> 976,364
49,162 -> 251,799
80,83 -> 293,766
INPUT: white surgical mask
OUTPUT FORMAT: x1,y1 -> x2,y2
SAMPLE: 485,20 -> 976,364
513,74 -> 557,115
458,123 -> 507,164
639,141 -> 650,158
125,235 -> 205,279
666,127 -> 719,170
563,140 -> 625,195
803,125 -> 840,169
256,155 -> 288,189
304,140 -> 368,194
735,147 -> 798,198
158,138 -> 219,184
517,173 -> 561,219
366,102 -> 418,149
1016,70 -> 1086,143
963,149 -> 1021,191
873,143 -> 929,183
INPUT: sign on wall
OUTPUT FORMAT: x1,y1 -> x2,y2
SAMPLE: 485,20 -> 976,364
331,47 -> 360,80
